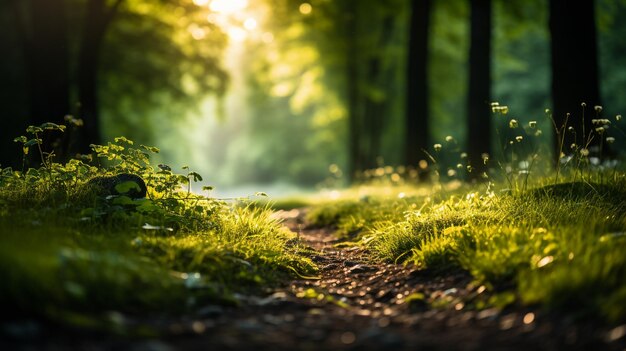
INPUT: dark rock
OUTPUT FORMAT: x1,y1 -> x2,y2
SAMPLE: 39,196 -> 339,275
87,173 -> 147,199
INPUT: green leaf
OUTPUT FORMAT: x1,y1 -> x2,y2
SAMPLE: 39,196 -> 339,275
26,126 -> 43,134
115,181 -> 142,194
114,136 -> 134,145
13,136 -> 27,143
136,199 -> 160,213
112,196 -> 135,205
24,139 -> 42,147
141,145 -> 160,153
188,171 -> 203,182
40,122 -> 66,132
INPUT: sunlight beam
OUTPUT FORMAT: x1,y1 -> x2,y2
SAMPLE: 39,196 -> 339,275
210,0 -> 248,14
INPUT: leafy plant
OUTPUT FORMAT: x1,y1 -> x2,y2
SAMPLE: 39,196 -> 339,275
0,122 -> 316,331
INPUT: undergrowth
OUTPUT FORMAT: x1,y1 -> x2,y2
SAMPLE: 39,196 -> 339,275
306,103 -> 626,323
0,123 -> 315,332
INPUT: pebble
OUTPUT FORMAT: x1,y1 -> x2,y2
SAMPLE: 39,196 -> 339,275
349,264 -> 377,274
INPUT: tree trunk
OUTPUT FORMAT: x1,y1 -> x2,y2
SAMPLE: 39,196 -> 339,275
363,16 -> 395,170
345,2 -> 363,182
26,0 -> 71,159
405,0 -> 432,178
467,0 -> 492,180
549,0 -> 601,159
76,0 -> 124,154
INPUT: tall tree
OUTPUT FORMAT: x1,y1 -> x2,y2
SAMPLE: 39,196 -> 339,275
467,0 -> 492,180
0,2 -> 29,167
405,0 -> 432,175
362,15 -> 395,170
76,0 -> 125,154
344,1 -> 364,181
549,0 -> 601,158
14,0 -> 71,157
10,0 -> 228,160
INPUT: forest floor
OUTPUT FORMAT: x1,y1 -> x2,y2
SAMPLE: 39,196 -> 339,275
9,208 -> 626,351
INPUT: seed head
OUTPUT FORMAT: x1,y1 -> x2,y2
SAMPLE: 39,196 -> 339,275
617,115 -> 622,121
594,105 -> 603,113
529,121 -> 537,129
434,143 -> 442,152
445,136 -> 454,143
509,119 -> 518,128
515,136 -> 523,142
606,137 -> 616,144
592,118 -> 611,125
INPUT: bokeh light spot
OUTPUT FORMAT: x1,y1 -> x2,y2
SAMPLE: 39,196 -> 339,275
299,3 -> 312,15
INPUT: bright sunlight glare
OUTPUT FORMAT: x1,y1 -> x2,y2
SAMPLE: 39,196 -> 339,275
210,0 -> 249,14
192,0 -> 210,6
229,27 -> 247,42
244,18 -> 257,31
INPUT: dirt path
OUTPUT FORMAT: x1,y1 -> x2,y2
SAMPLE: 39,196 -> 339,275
7,209 -> 625,350
164,209 -> 623,350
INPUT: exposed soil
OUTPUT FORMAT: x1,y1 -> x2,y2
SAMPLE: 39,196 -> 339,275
4,208 -> 626,350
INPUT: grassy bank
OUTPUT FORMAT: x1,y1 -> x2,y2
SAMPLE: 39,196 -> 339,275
307,175 -> 626,322
0,134 -> 315,333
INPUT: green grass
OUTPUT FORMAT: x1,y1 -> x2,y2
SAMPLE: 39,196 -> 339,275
0,199 -> 315,329
4,118 -> 626,334
0,134 -> 316,332
306,175 -> 626,322
305,182 -> 467,237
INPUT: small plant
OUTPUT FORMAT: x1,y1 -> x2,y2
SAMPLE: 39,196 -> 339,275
305,102 -> 626,323
1,121 -> 317,329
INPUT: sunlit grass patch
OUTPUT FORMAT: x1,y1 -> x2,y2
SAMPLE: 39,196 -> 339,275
370,177 -> 626,321
134,206 -> 316,284
305,182 -> 468,238
304,172 -> 626,321
0,132 -> 316,331
518,230 -> 626,321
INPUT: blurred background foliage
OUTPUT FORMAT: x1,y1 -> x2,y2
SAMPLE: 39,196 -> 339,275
0,0 -> 625,195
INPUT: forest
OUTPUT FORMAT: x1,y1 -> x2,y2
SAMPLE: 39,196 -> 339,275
1,0 -> 626,350
0,0 -> 624,190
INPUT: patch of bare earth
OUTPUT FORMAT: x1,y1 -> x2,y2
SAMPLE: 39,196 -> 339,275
4,209 -> 626,350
